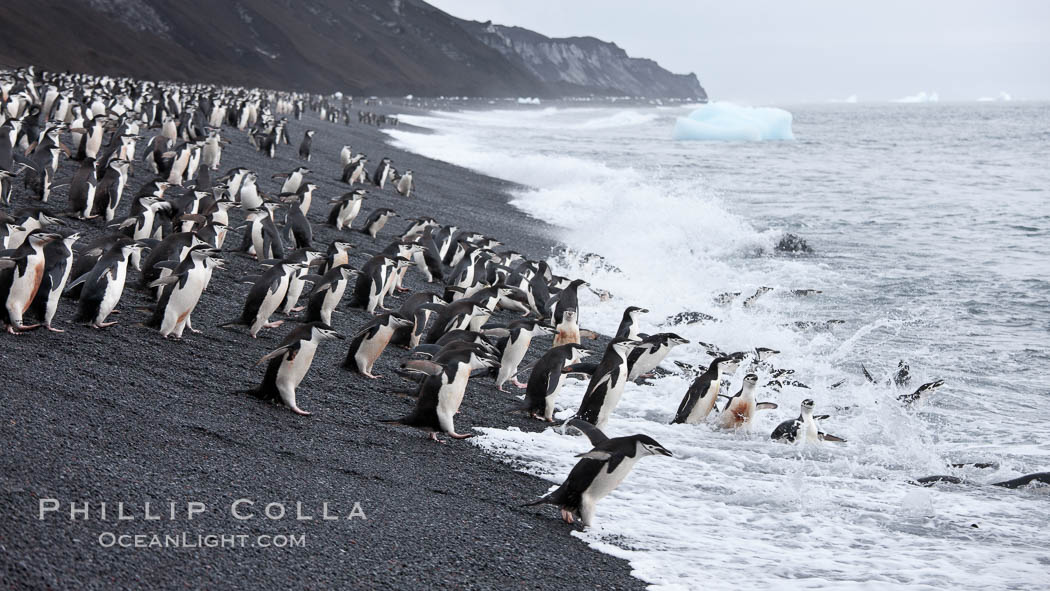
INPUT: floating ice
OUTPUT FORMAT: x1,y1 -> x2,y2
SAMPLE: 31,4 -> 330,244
891,91 -> 939,103
517,97 -> 541,105
672,102 -> 795,141
829,94 -> 858,104
977,91 -> 1012,102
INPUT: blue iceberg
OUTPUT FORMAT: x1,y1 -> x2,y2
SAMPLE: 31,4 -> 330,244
672,102 -> 795,141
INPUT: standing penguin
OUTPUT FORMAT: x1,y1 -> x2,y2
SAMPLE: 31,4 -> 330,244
360,208 -> 397,239
246,322 -> 344,416
343,313 -> 414,378
283,204 -> 312,249
147,246 -> 223,339
770,399 -> 846,443
572,338 -> 637,430
28,231 -> 81,332
220,263 -> 301,337
395,170 -> 413,197
372,157 -> 392,189
0,231 -> 61,333
672,356 -> 741,425
525,419 -> 672,527
518,344 -> 590,421
495,319 -> 553,391
717,374 -> 778,429
67,239 -> 145,328
303,265 -> 357,325
67,157 -> 100,219
614,306 -> 648,340
382,350 -> 498,442
326,190 -> 365,230
298,130 -> 315,161
552,309 -> 581,348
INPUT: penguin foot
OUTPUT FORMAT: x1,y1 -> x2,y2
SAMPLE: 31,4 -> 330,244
512,379 -> 528,389
497,385 -> 508,393
428,432 -> 446,444
92,321 -> 118,328
290,306 -> 305,313
263,320 -> 285,329
289,406 -> 312,416
10,323 -> 42,333
188,327 -> 202,334
560,509 -> 575,524
448,431 -> 473,439
396,287 -> 411,293
44,324 -> 65,333
363,373 -> 381,379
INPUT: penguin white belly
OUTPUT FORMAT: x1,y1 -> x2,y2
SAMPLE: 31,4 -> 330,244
162,274 -> 205,336
250,222 -> 265,260
252,277 -> 290,335
801,416 -> 820,443
282,275 -> 306,314
497,336 -> 531,387
684,382 -> 720,424
45,259 -> 74,324
580,456 -> 641,525
436,370 -> 471,433
241,186 -> 262,210
553,316 -> 580,347
8,260 -> 44,321
283,341 -> 319,390
97,264 -> 128,323
543,374 -> 567,420
594,368 -> 628,430
356,328 -> 393,374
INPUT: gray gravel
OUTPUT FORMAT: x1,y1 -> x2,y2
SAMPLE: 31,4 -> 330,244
0,103 -> 645,590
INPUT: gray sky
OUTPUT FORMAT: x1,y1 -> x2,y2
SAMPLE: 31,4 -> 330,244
428,0 -> 1050,103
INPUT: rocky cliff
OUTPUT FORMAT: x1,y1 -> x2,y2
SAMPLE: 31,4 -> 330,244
0,0 -> 705,99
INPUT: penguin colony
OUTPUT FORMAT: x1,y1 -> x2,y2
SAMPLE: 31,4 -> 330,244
1,66 -> 1044,534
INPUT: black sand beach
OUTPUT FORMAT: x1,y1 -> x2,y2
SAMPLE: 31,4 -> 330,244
0,102 -> 644,590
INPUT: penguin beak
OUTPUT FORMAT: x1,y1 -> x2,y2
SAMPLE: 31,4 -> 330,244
333,332 -> 346,340
656,447 -> 673,457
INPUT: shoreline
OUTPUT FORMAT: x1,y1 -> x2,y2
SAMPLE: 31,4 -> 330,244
0,102 -> 645,589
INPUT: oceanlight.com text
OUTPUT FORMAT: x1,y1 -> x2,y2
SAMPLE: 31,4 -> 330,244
97,532 -> 307,549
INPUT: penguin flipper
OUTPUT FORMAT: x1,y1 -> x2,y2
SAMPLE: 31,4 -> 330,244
64,271 -> 91,292
575,450 -> 613,460
256,346 -> 292,366
149,275 -> 182,288
563,418 -> 609,446
818,432 -> 847,443
756,402 -> 778,410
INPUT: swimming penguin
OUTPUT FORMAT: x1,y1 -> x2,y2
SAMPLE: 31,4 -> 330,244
303,264 -> 358,325
614,306 -> 648,340
572,338 -> 637,430
743,286 -> 774,308
525,418 -> 672,527
246,322 -> 344,416
146,245 -> 223,339
298,130 -> 314,161
912,473 -> 1050,489
27,231 -> 81,332
360,208 -> 397,239
717,374 -> 778,429
395,170 -> 413,197
382,349 -> 498,442
343,313 -> 414,378
626,333 -> 690,381
770,399 -> 846,443
495,318 -> 554,391
672,356 -> 741,424
326,190 -> 365,230
898,379 -> 944,405
0,231 -> 62,333
66,239 -> 145,329
517,344 -> 590,421
220,262 -> 302,337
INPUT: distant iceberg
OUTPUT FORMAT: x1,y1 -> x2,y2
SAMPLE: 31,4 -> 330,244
829,94 -> 858,104
891,91 -> 939,103
977,91 -> 1012,102
672,102 -> 794,141
516,97 -> 541,105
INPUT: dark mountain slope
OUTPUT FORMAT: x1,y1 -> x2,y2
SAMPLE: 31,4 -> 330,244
0,0 -> 705,98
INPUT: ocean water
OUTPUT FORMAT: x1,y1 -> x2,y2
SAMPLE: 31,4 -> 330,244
384,103 -> 1050,590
